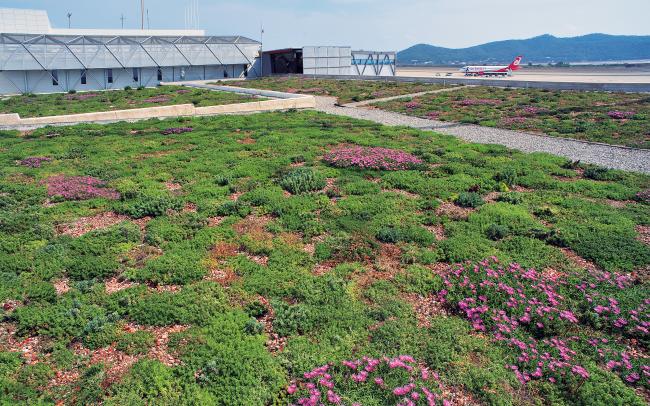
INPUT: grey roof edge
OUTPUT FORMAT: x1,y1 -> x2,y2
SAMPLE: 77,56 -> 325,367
0,33 -> 260,45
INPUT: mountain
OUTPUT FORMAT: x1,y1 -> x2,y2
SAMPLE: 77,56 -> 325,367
397,34 -> 650,65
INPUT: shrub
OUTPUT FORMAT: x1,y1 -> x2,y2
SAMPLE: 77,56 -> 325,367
494,167 -> 518,186
24,281 -> 57,304
272,300 -> 312,337
279,168 -> 326,195
106,360 -> 181,405
116,195 -> 182,218
136,251 -> 206,285
214,200 -> 250,217
583,166 -> 621,181
67,255 -> 119,281
486,223 -> 510,240
497,192 -> 524,205
375,226 -> 401,244
243,318 -> 264,335
127,282 -> 227,326
455,192 -> 484,208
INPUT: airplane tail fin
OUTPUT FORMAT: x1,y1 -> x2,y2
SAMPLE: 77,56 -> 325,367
509,56 -> 523,71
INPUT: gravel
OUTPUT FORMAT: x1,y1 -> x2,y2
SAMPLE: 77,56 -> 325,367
315,96 -> 650,174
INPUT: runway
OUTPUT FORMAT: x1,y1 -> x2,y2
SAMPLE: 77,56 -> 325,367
398,66 -> 650,84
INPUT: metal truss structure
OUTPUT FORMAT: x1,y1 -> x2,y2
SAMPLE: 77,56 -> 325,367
0,33 -> 260,74
351,51 -> 396,76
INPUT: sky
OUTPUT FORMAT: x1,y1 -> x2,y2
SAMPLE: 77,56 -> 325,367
6,0 -> 650,51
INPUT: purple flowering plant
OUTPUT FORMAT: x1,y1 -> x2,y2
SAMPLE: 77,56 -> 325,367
161,127 -> 194,135
607,111 -> 636,120
288,355 -> 448,405
42,175 -> 120,201
18,156 -> 52,168
323,146 -> 424,171
439,258 -> 649,388
458,99 -> 502,106
143,95 -> 172,103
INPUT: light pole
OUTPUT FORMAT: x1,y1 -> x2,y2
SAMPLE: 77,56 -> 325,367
260,24 -> 264,77
141,0 -> 145,30
67,13 -> 72,29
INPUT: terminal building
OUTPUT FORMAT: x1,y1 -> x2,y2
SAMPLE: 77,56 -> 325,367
0,8 -> 261,94
261,47 -> 396,77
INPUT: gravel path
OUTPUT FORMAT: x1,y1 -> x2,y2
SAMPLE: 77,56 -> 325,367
314,97 -> 650,174
342,86 -> 466,107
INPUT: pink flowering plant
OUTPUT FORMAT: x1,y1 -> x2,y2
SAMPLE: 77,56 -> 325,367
439,258 -> 649,389
500,117 -> 528,126
143,95 -> 172,103
607,111 -> 636,120
18,156 -> 52,168
161,127 -> 193,135
458,99 -> 502,106
41,175 -> 120,202
288,355 -> 448,405
405,101 -> 421,110
323,146 -> 424,171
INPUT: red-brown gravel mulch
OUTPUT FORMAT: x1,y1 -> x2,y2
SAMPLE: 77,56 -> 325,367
424,224 -> 446,241
560,248 -> 601,273
636,225 -> 650,246
401,293 -> 448,328
105,277 -> 138,294
435,202 -> 475,220
53,278 -> 70,295
56,212 -> 130,237
256,296 -> 287,355
72,343 -> 139,389
122,323 -> 189,367
0,323 -> 45,365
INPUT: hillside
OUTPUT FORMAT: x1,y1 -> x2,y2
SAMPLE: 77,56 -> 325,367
398,34 -> 650,65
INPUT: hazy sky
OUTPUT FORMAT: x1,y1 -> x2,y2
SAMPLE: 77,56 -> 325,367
6,0 -> 650,50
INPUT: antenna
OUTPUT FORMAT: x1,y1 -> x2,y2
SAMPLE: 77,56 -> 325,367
147,9 -> 150,30
141,0 -> 145,30
67,12 -> 72,29
120,14 -> 125,29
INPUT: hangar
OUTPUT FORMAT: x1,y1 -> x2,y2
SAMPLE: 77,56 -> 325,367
0,8 -> 260,94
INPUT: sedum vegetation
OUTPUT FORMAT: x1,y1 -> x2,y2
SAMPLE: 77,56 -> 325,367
223,77 -> 450,104
373,86 -> 650,149
0,85 -> 261,118
0,110 -> 649,405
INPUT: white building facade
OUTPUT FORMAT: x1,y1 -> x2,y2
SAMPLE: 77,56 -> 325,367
0,8 -> 260,94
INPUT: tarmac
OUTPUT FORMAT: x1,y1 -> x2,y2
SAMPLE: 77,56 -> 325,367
398,66 -> 650,84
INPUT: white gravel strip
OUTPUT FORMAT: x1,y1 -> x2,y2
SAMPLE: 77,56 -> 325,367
342,86 -> 466,108
314,97 -> 650,174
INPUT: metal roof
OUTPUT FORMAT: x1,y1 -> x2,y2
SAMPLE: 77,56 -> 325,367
0,33 -> 260,71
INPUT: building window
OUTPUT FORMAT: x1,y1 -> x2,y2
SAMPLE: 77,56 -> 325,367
133,68 -> 139,83
51,70 -> 59,86
157,68 -> 163,81
80,70 -> 87,85
107,69 -> 113,84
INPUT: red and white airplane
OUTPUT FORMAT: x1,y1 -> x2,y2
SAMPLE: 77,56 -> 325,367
460,56 -> 523,77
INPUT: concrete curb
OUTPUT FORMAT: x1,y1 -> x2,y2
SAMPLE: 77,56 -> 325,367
0,91 -> 315,127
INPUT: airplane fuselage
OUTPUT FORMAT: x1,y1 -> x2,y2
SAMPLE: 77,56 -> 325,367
459,56 -> 523,77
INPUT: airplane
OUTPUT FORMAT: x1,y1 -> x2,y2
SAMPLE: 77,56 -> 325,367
460,56 -> 523,77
